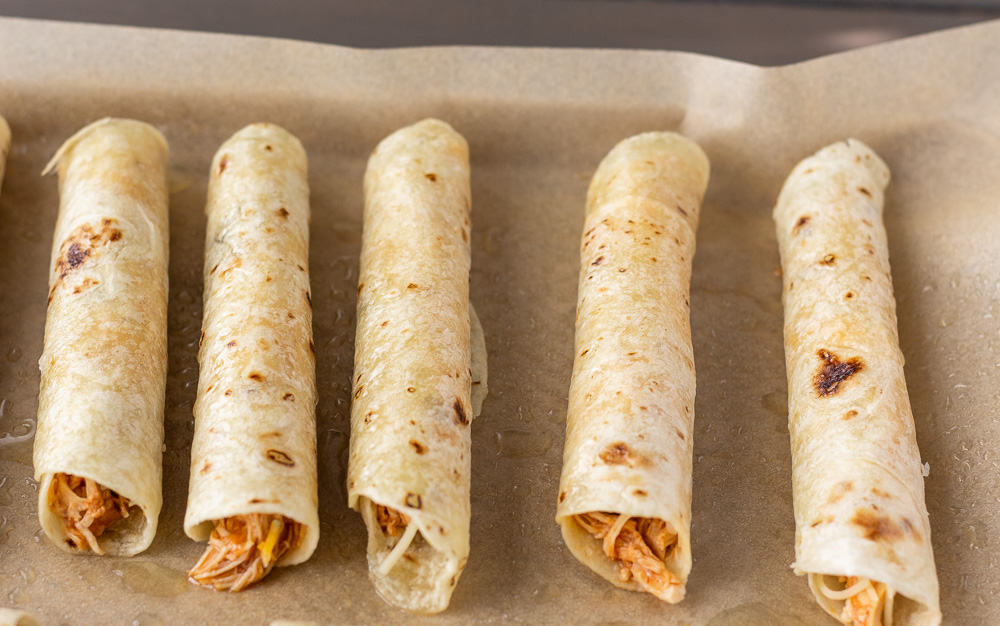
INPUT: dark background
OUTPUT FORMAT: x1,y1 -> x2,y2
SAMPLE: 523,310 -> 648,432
1,0 -> 998,65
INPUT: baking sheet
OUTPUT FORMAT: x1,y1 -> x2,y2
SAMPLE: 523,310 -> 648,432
0,15 -> 998,625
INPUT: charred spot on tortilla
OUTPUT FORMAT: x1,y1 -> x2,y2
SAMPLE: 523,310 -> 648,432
210,262 -> 220,275
406,282 -> 418,289
820,253 -> 836,265
248,372 -> 265,382
453,399 -> 469,425
308,340 -> 315,356
282,393 -> 294,401
276,207 -> 289,219
410,440 -> 426,454
304,290 -> 311,306
858,186 -> 872,197
592,256 -> 605,266
55,219 -> 124,279
424,173 -> 437,182
404,492 -> 423,510
851,508 -> 904,542
814,350 -> 864,397
559,491 -> 567,503
265,449 -> 295,467
218,154 -> 228,174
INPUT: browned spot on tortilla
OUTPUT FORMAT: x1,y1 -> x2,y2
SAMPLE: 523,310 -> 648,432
277,207 -> 289,218
282,393 -> 295,401
674,427 -> 685,440
308,340 -> 315,356
224,389 -> 233,397
288,312 -> 295,320
380,320 -> 389,327
405,493 -> 422,509
599,442 -> 637,465
633,489 -> 647,497
425,173 -> 437,182
407,283 -> 418,289
265,275 -> 272,282
559,491 -> 566,503
845,291 -> 854,299
354,385 -> 365,399
864,244 -> 876,255
580,348 -> 589,357
844,410 -> 859,420
901,517 -> 922,541
410,440 -> 426,454
591,256 -> 605,266
53,219 -> 124,283
406,386 -> 416,393
226,340 -> 237,348
218,155 -> 229,173
206,384 -> 215,393
852,508 -> 904,542
871,487 -> 891,498
814,350 -> 864,396
248,372 -> 264,382
260,431 -> 281,438
265,449 -> 295,467
810,516 -> 833,528
402,554 -> 417,564
858,186 -> 872,197
249,498 -> 276,504
820,253 -> 836,265
210,262 -> 219,275
357,282 -> 364,294
793,215 -> 810,234
200,461 -> 211,475
676,205 -> 688,217
305,291 -> 312,306
454,399 -> 469,425
827,480 -> 854,504
618,267 -> 626,273
265,145 -> 273,152
862,219 -> 873,227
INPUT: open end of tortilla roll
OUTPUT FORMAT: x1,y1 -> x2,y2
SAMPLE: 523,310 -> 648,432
559,511 -> 687,603
37,472 -> 151,556
358,496 -> 464,614
188,514 -> 304,592
809,573 -> 938,626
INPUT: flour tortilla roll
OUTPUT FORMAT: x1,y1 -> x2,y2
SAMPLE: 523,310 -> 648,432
0,114 -> 10,189
184,123 -> 318,592
348,118 -> 477,614
774,139 -> 940,626
556,132 -> 709,603
34,118 -> 169,556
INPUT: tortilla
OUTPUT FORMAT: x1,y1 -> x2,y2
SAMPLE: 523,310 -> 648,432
0,608 -> 41,626
34,118 -> 169,556
556,132 -> 709,603
773,139 -> 941,625
184,123 -> 319,591
0,114 -> 10,190
347,118 -> 479,614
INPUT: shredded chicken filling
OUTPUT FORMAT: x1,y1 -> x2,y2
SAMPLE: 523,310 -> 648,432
374,504 -> 419,576
574,511 -> 682,597
189,513 -> 301,592
817,575 -> 895,626
48,472 -> 135,554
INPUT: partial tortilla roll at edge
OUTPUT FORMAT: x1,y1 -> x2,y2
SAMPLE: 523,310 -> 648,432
184,123 -> 319,591
34,118 -> 170,556
0,114 -> 10,190
348,118 -> 478,614
0,608 -> 41,626
556,132 -> 709,603
774,139 -> 941,625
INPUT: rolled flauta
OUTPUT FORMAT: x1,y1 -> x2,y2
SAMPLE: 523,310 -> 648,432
348,118 -> 477,614
184,123 -> 319,591
34,118 -> 169,556
774,140 -> 940,626
556,132 -> 709,603
0,114 -> 10,190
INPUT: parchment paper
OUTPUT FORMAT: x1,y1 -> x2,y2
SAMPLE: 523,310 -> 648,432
0,16 -> 998,625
